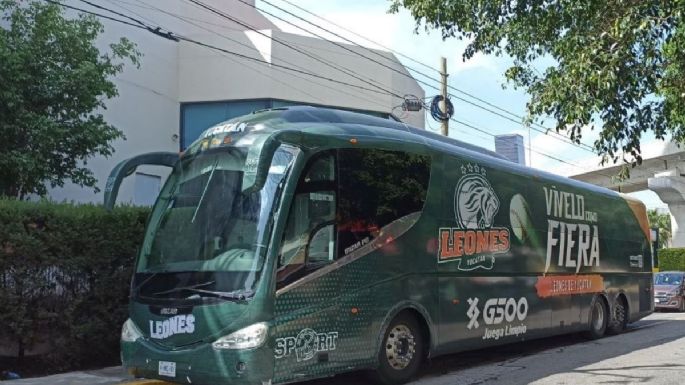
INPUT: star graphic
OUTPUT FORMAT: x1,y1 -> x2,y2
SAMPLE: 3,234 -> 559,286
474,164 -> 480,173
467,164 -> 473,173
461,165 -> 466,174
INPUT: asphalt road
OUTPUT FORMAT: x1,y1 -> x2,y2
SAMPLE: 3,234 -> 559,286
301,311 -> 685,385
12,312 -> 685,385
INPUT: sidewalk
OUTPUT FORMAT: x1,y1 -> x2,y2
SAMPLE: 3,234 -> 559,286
3,366 -> 168,385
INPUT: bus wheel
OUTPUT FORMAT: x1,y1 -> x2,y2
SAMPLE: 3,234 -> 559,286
607,296 -> 628,335
584,296 -> 608,339
374,313 -> 424,384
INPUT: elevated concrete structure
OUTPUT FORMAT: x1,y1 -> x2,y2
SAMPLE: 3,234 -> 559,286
568,141 -> 685,246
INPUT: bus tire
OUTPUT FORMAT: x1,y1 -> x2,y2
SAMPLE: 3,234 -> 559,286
607,295 -> 628,335
374,312 -> 424,385
584,296 -> 608,339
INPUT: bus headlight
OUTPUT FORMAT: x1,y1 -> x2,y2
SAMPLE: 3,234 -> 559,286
212,322 -> 268,350
121,318 -> 143,342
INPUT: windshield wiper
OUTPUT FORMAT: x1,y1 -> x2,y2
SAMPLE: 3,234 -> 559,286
173,288 -> 254,301
152,281 -> 214,296
153,283 -> 254,301
191,159 -> 218,223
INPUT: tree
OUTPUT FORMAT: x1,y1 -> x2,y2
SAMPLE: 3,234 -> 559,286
0,0 -> 140,198
390,0 -> 685,168
648,209 -> 671,249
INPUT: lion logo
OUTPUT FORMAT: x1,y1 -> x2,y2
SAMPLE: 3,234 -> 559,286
455,173 -> 500,229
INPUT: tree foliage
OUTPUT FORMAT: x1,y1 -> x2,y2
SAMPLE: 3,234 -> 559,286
0,0 -> 140,198
390,0 -> 685,166
658,248 -> 685,271
648,208 -> 671,249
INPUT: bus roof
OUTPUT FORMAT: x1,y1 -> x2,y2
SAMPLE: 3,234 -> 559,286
201,106 -> 632,202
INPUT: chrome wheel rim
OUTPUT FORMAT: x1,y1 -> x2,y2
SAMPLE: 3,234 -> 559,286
385,324 -> 416,370
593,301 -> 605,331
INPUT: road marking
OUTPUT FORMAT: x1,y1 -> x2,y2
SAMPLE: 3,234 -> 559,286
119,380 -> 175,385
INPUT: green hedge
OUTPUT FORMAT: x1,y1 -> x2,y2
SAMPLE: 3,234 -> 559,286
0,199 -> 150,372
658,248 -> 685,271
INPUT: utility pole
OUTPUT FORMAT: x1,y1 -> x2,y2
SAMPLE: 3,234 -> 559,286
440,57 -> 449,137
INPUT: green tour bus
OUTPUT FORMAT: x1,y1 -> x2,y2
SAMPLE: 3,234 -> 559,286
106,106 -> 653,385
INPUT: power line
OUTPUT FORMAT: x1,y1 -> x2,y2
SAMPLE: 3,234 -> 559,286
275,0 -> 440,75
188,0 -> 595,156
103,0 -> 164,27
78,0 -> 146,27
178,36 -> 393,95
44,0 -> 144,29
59,0 -> 428,124
113,0 -> 592,155
449,118 -> 640,188
185,0 -> 405,100
84,0 -> 405,104
51,0 -> 618,183
72,0 -> 400,96
57,0 -> 429,126
54,1 -> 594,158
102,0 -> 326,104
119,0 -> 394,113
266,0 -> 596,153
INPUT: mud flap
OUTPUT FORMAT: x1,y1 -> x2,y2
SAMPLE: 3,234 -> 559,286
638,276 -> 653,313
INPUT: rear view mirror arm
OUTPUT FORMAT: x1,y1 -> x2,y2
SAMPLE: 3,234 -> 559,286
104,152 -> 179,210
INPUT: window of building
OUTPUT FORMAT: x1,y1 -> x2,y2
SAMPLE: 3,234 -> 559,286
133,172 -> 161,206
181,100 -> 270,149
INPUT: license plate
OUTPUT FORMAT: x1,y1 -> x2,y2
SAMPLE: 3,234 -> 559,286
158,361 -> 176,377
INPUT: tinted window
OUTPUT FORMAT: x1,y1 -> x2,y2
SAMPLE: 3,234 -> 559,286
337,149 -> 430,257
277,153 -> 336,287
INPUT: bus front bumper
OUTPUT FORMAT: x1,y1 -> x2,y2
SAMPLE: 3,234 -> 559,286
121,340 -> 274,385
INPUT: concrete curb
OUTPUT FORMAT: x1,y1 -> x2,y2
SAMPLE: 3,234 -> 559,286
5,366 -> 131,385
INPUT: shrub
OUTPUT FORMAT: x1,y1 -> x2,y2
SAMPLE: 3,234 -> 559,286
658,248 -> 685,271
0,199 -> 149,372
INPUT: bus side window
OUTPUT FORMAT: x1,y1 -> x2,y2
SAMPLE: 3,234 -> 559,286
277,153 -> 336,287
337,148 -> 430,258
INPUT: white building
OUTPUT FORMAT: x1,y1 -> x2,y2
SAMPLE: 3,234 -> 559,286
50,0 -> 424,205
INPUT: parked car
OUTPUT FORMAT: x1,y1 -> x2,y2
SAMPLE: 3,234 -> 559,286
654,271 -> 685,311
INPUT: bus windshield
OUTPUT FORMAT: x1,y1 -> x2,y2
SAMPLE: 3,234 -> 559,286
133,145 -> 297,302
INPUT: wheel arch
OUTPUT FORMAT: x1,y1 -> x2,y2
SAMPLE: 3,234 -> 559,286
615,291 -> 629,313
608,290 -> 630,321
376,301 -> 436,362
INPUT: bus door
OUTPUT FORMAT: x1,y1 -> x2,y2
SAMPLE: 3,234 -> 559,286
273,152 -> 342,382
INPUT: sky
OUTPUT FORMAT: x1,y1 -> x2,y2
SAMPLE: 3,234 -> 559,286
258,0 -> 668,210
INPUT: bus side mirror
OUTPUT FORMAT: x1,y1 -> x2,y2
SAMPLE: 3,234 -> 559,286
242,131 -> 302,193
104,152 -> 179,211
305,221 -> 335,265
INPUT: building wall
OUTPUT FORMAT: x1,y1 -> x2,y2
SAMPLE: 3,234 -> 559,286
48,1 -> 182,204
47,0 -> 424,205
